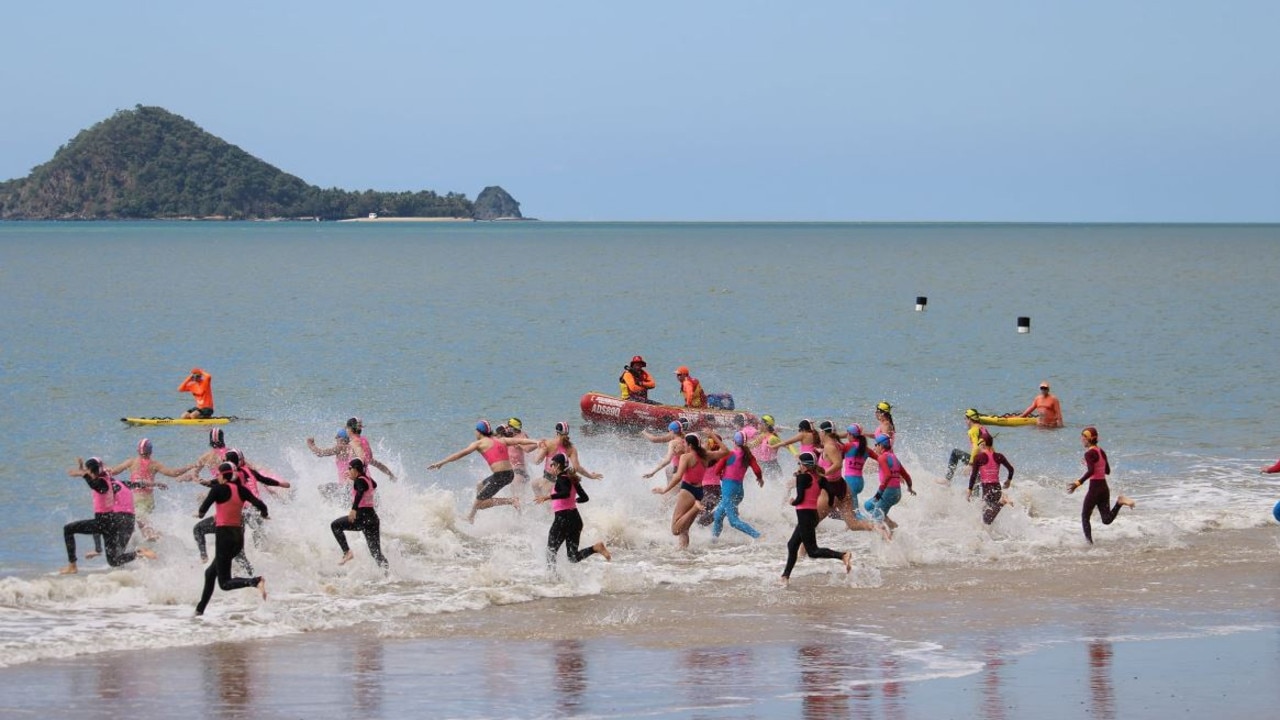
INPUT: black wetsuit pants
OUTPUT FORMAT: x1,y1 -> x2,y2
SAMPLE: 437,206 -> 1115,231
196,526 -> 262,615
783,509 -> 844,578
1081,480 -> 1123,544
64,513 -> 107,563
331,508 -> 388,568
194,515 -> 253,573
547,509 -> 597,565
980,484 -> 1005,525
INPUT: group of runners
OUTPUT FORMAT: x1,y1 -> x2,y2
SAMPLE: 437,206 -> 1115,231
60,383 -> 1153,612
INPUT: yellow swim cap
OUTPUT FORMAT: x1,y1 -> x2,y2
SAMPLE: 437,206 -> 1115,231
965,408 -> 980,420
876,401 -> 892,413
761,414 -> 775,427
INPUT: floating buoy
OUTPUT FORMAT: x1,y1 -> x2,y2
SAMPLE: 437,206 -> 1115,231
916,296 -> 927,312
1017,316 -> 1031,334
1273,499 -> 1280,523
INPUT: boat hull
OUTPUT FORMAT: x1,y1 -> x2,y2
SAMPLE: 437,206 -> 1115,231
579,392 -> 757,433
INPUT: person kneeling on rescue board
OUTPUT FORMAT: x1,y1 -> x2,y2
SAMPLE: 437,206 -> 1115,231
179,368 -> 214,419
620,355 -> 657,403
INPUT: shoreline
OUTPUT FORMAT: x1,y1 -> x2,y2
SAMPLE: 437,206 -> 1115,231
3,528 -> 1277,717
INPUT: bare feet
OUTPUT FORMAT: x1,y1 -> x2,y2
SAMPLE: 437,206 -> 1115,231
258,576 -> 268,601
779,576 -> 790,588
842,551 -> 853,574
137,547 -> 158,561
84,551 -> 101,560
199,554 -> 208,564
878,523 -> 893,542
58,563 -> 78,575
593,542 -> 612,561
338,551 -> 355,566
1118,495 -> 1137,508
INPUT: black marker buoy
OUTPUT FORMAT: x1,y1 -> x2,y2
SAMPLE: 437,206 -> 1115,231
1017,316 -> 1031,334
916,296 -> 927,312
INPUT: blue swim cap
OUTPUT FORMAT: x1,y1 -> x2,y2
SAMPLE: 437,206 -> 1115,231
733,431 -> 745,446
874,434 -> 891,447
668,421 -> 681,433
476,420 -> 493,436
336,428 -> 349,440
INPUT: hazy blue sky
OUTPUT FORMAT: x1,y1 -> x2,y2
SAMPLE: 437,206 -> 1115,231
2,2 -> 1276,221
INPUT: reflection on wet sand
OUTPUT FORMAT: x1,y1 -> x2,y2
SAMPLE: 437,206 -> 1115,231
797,643 -> 851,720
980,640 -> 1007,720
200,642 -> 255,720
553,640 -> 586,717
353,640 -> 384,716
1088,638 -> 1115,720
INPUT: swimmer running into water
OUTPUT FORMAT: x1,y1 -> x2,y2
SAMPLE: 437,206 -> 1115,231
652,433 -> 730,549
429,420 -> 539,523
781,452 -> 852,587
194,462 -> 268,616
536,453 -> 611,566
331,458 -> 389,568
1067,426 -> 1135,543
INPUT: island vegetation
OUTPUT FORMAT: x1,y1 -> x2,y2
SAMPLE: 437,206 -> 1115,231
0,105 -> 523,221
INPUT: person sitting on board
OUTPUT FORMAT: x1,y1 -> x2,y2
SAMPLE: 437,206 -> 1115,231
619,355 -> 657,403
179,368 -> 214,419
1020,381 -> 1063,428
674,365 -> 707,409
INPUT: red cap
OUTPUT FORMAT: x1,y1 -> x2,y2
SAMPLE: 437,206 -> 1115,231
630,355 -> 646,367
675,365 -> 690,375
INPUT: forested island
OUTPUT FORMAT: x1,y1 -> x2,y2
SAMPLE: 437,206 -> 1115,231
0,106 -> 523,221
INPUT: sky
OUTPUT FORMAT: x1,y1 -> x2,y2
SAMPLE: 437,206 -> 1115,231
2,1 -> 1277,221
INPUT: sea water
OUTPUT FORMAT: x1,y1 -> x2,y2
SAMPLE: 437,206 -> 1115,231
0,220 -> 1278,674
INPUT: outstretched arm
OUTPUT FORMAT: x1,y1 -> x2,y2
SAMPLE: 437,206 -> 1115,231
428,443 -> 477,470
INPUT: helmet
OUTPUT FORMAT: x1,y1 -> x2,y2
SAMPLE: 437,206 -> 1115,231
555,421 -> 570,435
336,428 -> 349,440
675,365 -> 690,376
668,421 -> 682,433
965,408 -> 980,421
1082,426 -> 1099,443
847,423 -> 862,437
798,452 -> 817,467
225,449 -> 242,466
874,434 -> 891,447
761,414 -> 775,427
733,431 -> 745,446
137,438 -> 153,456
630,355 -> 647,367
208,428 -> 225,448
476,420 -> 493,436
348,457 -> 366,472
876,401 -> 893,413
507,417 -> 523,431
346,417 -> 362,432
84,457 -> 102,474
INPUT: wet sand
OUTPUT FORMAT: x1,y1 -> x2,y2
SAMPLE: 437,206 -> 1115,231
3,528 -> 1278,718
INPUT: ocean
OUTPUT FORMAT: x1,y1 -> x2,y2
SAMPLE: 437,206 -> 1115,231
1,221 -> 1278,717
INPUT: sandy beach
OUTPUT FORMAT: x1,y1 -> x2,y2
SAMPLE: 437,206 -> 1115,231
5,528 -> 1277,719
